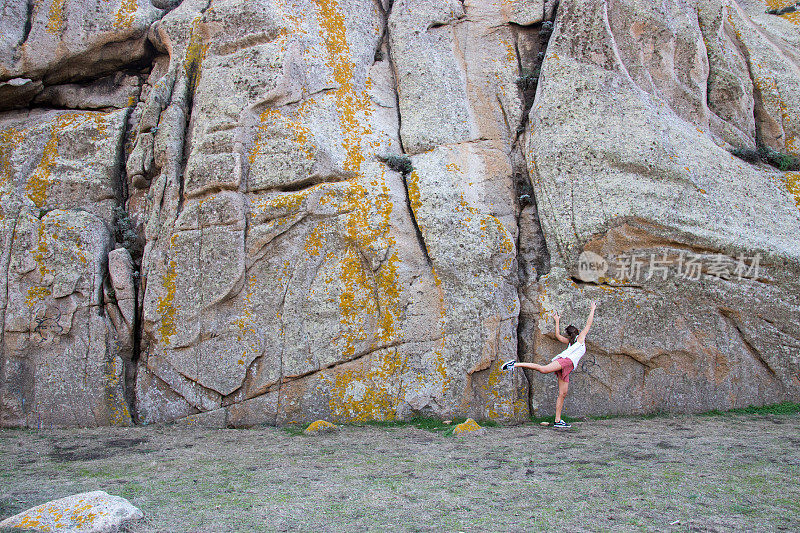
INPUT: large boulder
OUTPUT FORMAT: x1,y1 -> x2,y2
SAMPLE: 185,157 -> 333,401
522,0 -> 800,416
0,0 -> 798,427
0,110 -> 133,427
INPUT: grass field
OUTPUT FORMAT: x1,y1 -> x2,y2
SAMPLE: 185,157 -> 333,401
1,404 -> 799,532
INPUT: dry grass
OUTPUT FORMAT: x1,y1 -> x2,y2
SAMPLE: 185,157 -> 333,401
1,410 -> 799,532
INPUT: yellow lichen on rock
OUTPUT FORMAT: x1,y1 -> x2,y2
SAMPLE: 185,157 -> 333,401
114,0 -> 138,30
0,491 -> 142,531
784,171 -> 800,211
327,347 -> 407,422
304,419 -> 337,434
763,0 -> 800,25
452,418 -> 484,435
184,15 -> 209,93
46,0 -> 67,34
156,260 -> 178,345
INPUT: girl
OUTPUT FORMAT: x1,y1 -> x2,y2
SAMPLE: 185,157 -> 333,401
502,301 -> 597,429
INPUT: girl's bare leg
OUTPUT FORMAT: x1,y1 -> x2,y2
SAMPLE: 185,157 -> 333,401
515,361 -> 563,374
555,378 -> 569,423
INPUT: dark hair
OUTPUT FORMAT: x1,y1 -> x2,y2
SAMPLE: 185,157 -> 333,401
565,325 -> 580,345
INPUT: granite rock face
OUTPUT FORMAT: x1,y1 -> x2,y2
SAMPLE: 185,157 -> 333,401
0,0 -> 798,427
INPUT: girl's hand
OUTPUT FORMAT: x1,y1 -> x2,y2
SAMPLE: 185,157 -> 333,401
554,311 -> 560,321
590,301 -> 597,310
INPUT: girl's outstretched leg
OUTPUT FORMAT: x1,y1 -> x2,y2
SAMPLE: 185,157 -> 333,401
515,361 -> 563,374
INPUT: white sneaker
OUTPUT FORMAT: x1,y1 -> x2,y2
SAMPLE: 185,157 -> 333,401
501,360 -> 516,371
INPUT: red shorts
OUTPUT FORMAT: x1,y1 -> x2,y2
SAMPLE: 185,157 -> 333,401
554,357 -> 574,382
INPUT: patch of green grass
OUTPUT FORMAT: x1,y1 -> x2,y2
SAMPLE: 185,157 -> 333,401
697,402 -> 800,417
384,154 -> 413,175
280,416 -> 500,437
729,502 -> 758,516
587,402 -> 800,421
361,416 -> 498,435
281,424 -> 306,437
591,410 -> 673,421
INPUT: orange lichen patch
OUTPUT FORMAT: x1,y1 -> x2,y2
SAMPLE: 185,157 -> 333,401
326,347 -> 406,422
304,419 -> 337,433
30,222 -> 53,291
783,171 -> 800,210
763,0 -> 800,24
46,0 -> 67,34
103,350 -> 131,425
480,214 -> 515,271
303,221 -> 327,257
233,274 -> 258,365
25,112 -> 109,208
156,260 -> 178,345
431,345 -> 451,388
250,108 -> 315,164
113,0 -> 137,30
335,246 -> 378,358
25,286 -> 52,307
452,418 -> 483,435
781,11 -> 800,24
339,179 -> 400,343
184,16 -> 209,93
312,0 -> 374,173
482,357 -> 522,420
250,185 -> 323,221
0,127 -> 24,188
728,9 -> 797,150
17,515 -> 43,529
26,132 -> 58,209
501,39 -> 516,63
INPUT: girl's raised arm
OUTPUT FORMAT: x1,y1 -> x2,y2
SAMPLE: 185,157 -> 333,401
576,301 -> 597,344
554,311 -> 570,343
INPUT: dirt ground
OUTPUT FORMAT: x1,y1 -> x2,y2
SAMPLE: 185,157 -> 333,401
1,411 -> 799,532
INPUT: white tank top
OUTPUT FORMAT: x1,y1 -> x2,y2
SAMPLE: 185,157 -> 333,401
550,341 -> 586,367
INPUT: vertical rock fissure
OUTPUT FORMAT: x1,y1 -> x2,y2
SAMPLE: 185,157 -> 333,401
382,0 -> 433,266
21,0 -> 35,46
115,102 -> 141,423
0,212 -> 22,423
511,5 -> 559,415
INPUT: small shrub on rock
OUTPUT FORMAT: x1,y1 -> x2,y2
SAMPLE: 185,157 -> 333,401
385,154 -> 413,175
759,145 -> 800,171
112,207 -> 141,255
516,67 -> 540,92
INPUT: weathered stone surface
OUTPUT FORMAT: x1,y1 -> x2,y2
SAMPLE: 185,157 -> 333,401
0,490 -> 143,532
130,0 -> 530,426
1,0 -> 163,82
1,0 -> 799,427
0,107 -> 134,428
523,0 -> 800,417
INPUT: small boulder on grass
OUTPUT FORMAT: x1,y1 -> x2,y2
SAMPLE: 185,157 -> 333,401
452,418 -> 485,436
304,420 -> 337,435
0,490 -> 143,532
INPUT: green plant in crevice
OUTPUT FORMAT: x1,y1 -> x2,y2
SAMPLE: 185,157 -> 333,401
385,154 -> 413,175
729,144 -> 800,171
758,144 -> 800,171
515,67 -> 540,93
112,206 -> 142,256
